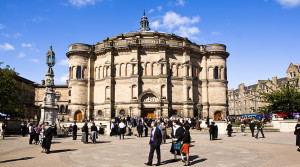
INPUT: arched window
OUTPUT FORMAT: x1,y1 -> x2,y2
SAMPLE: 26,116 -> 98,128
132,85 -> 137,99
76,66 -> 81,79
161,85 -> 166,98
214,66 -> 219,79
105,86 -> 110,100
72,45 -> 77,49
187,86 -> 192,100
69,90 -> 71,96
177,64 -> 181,77
60,105 -> 65,114
69,67 -> 72,79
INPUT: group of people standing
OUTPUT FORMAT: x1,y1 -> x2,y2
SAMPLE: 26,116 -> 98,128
226,119 -> 265,138
145,120 -> 191,166
68,122 -> 105,144
25,122 -> 54,154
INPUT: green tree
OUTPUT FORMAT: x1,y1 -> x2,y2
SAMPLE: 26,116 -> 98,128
0,62 -> 28,118
257,81 -> 300,117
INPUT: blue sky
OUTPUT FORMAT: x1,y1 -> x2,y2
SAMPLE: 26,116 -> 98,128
0,0 -> 300,89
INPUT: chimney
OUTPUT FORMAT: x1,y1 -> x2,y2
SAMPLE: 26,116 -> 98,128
42,80 -> 45,85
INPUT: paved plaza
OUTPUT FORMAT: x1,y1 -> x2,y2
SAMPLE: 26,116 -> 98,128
0,132 -> 299,167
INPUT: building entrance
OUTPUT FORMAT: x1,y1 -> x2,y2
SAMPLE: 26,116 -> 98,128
142,108 -> 155,119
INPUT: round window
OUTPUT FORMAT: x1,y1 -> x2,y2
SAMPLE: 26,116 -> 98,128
119,110 -> 125,116
98,110 -> 103,115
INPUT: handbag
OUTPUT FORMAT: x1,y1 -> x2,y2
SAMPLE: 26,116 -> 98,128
173,140 -> 182,150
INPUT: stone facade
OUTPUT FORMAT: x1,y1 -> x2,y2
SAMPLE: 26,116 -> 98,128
66,14 -> 229,122
228,63 -> 300,116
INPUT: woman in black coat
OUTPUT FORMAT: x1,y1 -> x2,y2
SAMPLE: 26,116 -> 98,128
295,118 -> 300,152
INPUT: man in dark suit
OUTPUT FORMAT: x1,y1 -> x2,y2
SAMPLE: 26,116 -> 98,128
226,122 -> 233,137
137,123 -> 143,138
209,122 -> 215,140
72,122 -> 78,140
145,121 -> 162,166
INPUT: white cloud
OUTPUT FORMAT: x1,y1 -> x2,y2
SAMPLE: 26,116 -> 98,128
175,26 -> 200,38
68,0 -> 103,7
277,0 -> 300,8
14,33 -> 22,38
18,52 -> 26,58
157,6 -> 163,11
211,31 -> 221,36
59,59 -> 69,66
175,0 -> 185,6
150,11 -> 201,41
56,73 -> 69,83
0,43 -> 15,51
0,24 -> 5,29
21,43 -> 33,48
149,9 -> 154,14
30,59 -> 39,63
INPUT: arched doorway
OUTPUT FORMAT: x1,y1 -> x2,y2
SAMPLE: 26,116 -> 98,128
139,90 -> 160,119
74,110 -> 82,122
214,111 -> 222,120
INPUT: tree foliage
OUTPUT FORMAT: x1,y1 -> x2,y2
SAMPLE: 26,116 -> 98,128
0,62 -> 28,117
258,81 -> 300,116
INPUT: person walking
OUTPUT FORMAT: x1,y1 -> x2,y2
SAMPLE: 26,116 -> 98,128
42,122 -> 53,154
145,121 -> 162,166
226,122 -> 233,137
295,118 -> 300,152
161,122 -> 167,144
180,124 -> 191,166
137,122 -> 143,138
119,120 -> 126,140
40,125 -> 45,153
144,122 -> 149,137
209,122 -> 215,140
128,123 -> 132,136
21,122 -> 27,137
99,123 -> 104,135
28,123 -> 35,144
82,123 -> 88,144
255,120 -> 265,139
91,122 -> 97,144
241,123 -> 246,136
72,122 -> 78,140
34,124 -> 41,145
249,121 -> 255,137
170,120 -> 184,162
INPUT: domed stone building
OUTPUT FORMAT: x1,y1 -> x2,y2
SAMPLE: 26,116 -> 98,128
66,13 -> 229,122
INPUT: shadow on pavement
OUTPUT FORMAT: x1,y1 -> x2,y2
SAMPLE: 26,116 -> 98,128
0,157 -> 34,163
50,149 -> 77,154
189,155 -> 199,161
192,158 -> 207,165
95,141 -> 111,144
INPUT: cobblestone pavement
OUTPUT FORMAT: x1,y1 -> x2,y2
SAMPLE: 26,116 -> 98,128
0,132 -> 299,167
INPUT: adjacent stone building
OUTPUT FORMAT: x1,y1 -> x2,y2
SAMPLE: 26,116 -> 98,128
228,63 -> 300,116
65,13 -> 230,122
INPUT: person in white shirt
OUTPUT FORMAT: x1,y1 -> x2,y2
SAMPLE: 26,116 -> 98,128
118,120 -> 126,140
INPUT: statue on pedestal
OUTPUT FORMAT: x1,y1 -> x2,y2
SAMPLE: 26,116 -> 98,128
40,46 -> 59,125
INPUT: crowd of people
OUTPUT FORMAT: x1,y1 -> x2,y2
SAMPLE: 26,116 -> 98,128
21,122 -> 57,154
